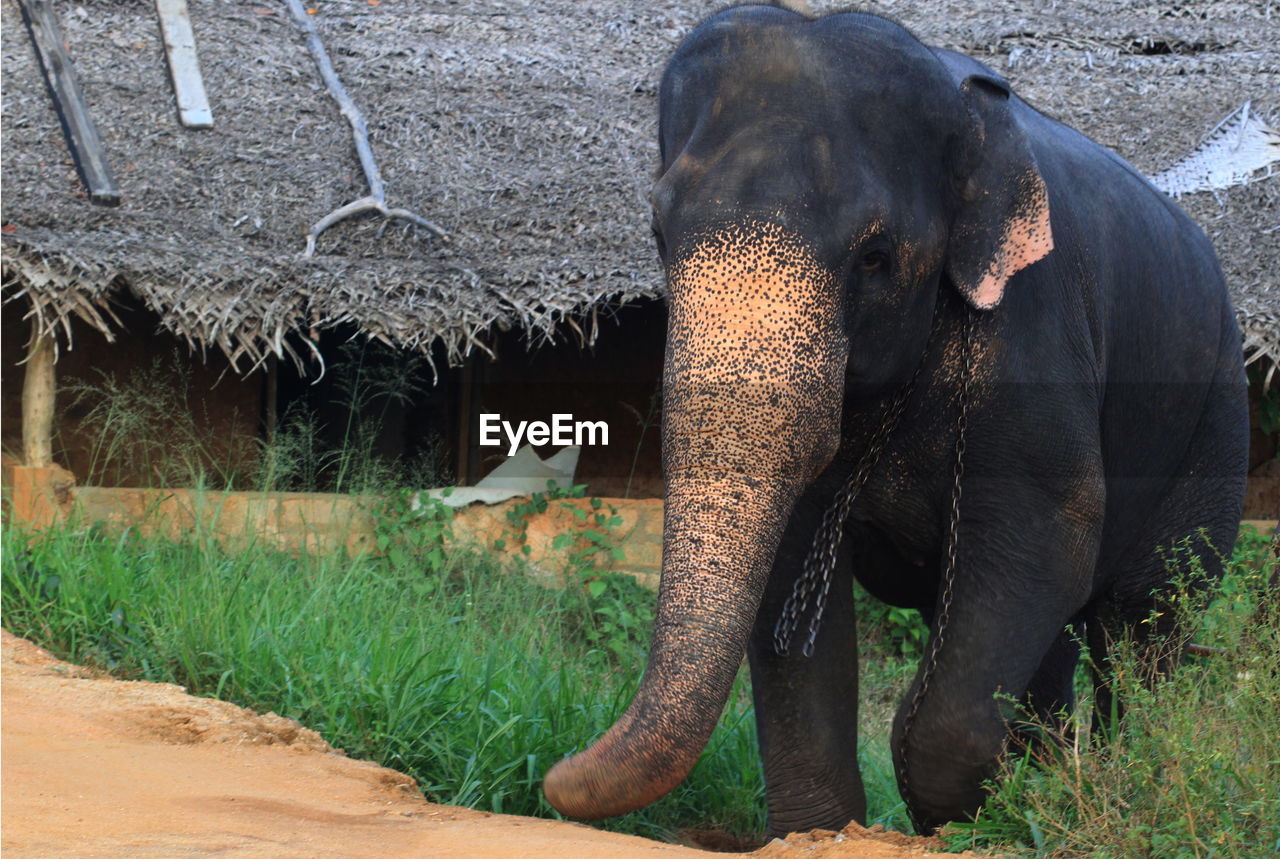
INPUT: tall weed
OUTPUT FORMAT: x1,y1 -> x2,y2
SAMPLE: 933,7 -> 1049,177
62,352 -> 257,488
59,342 -> 449,493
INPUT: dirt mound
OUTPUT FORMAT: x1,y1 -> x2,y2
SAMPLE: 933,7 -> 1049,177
758,822 -> 949,857
0,631 -> 954,857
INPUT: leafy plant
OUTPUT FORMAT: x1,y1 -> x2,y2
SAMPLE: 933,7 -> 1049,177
499,483 -> 626,572
504,484 -> 559,531
854,581 -> 930,658
503,481 -> 589,522
501,483 -> 640,664
373,487 -> 455,575
1247,363 -> 1280,457
562,572 -> 655,665
551,493 -> 626,572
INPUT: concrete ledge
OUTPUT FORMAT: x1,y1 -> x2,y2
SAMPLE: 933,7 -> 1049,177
4,466 -> 1272,591
1,466 -> 663,586
1,463 -> 76,528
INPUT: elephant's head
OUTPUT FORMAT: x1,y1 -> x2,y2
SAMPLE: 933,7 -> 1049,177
543,6 -> 1051,819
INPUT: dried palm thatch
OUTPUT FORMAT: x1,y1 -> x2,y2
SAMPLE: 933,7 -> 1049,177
2,0 -> 1276,374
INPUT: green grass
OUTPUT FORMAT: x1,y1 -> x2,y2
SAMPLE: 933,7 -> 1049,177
7,514 -> 1269,852
0,514 -> 921,844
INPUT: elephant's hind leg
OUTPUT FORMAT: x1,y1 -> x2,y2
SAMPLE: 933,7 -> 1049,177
1090,362 -> 1247,733
1012,626 -> 1082,751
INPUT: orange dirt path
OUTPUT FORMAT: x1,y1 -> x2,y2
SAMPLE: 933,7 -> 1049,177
1,631 -> 951,857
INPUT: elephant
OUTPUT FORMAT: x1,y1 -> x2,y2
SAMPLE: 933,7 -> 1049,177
543,4 -> 1249,837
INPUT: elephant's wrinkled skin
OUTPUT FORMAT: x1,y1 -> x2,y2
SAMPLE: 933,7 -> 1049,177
543,5 -> 1248,836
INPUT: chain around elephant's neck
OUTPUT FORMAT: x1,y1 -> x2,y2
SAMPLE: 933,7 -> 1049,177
772,287 -> 971,659
898,300 -> 973,832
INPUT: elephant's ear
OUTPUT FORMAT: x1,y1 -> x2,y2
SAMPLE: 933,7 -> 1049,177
946,75 -> 1054,310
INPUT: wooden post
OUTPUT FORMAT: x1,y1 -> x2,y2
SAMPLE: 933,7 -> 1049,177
264,354 -> 279,445
22,331 -> 56,468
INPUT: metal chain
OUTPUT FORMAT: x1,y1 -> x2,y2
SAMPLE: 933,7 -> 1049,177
773,288 -> 947,658
898,305 -> 974,831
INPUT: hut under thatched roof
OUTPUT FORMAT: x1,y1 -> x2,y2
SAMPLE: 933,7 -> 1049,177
2,0 -> 1276,374
2,0 -> 1277,514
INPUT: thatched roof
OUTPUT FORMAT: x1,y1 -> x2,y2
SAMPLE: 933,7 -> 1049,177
2,0 -> 1276,372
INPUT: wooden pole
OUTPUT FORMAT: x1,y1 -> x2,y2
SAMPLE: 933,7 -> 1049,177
155,0 -> 214,128
18,0 -> 121,206
264,354 -> 279,445
22,331 -> 56,468
456,357 -> 474,486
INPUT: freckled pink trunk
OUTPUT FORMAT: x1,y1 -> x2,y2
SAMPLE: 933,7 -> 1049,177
543,222 -> 848,818
543,473 -> 796,817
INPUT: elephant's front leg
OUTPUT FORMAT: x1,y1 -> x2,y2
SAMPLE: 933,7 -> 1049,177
747,495 -> 864,838
890,475 -> 1102,834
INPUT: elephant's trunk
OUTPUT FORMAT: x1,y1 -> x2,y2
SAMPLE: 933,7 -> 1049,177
543,220 -> 848,819
542,478 -> 790,818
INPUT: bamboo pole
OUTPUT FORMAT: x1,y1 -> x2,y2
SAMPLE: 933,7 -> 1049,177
22,331 -> 56,468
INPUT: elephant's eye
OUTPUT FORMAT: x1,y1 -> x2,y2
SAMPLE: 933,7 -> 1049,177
858,249 -> 891,273
650,216 -> 667,258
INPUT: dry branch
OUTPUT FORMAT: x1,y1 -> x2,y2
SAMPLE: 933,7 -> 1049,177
282,0 -> 448,256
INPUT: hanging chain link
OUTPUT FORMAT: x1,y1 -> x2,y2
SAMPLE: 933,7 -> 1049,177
773,288 -> 948,658
897,304 -> 974,831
